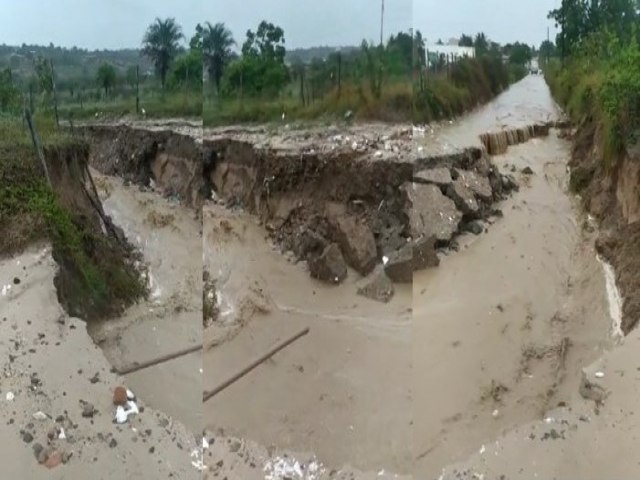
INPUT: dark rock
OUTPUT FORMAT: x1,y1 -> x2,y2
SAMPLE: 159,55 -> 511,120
408,183 -> 462,242
109,438 -> 117,448
308,243 -> 347,284
13,277 -> 20,285
327,214 -> 377,275
462,221 -> 484,235
500,174 -> 519,192
81,403 -> 95,418
521,166 -> 534,175
413,236 -> 440,271
446,180 -> 480,215
22,431 -> 34,443
357,268 -> 395,303
384,246 -> 412,283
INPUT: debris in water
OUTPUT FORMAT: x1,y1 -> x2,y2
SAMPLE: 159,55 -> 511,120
263,456 -> 325,480
32,411 -> 48,421
6,391 -> 14,401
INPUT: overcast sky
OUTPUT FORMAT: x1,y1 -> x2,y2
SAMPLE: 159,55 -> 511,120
0,0 -> 201,50
414,0 -> 560,47
0,0 -> 558,50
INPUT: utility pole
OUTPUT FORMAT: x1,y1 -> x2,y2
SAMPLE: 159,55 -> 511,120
380,0 -> 385,47
547,26 -> 550,64
561,0 -> 566,67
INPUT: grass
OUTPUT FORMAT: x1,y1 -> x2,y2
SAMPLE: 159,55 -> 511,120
56,88 -> 202,120
204,79 -> 413,126
0,115 -> 146,320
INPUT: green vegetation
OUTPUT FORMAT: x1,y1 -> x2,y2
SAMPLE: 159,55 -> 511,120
545,0 -> 640,166
0,18 -> 202,121
0,117 -> 145,319
413,32 -> 530,123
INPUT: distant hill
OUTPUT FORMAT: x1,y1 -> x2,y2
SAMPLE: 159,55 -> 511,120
0,43 -> 154,85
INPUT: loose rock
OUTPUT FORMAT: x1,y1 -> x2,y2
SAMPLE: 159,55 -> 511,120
308,243 -> 347,284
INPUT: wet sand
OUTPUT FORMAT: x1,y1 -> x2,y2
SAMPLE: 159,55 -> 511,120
0,246 -> 199,479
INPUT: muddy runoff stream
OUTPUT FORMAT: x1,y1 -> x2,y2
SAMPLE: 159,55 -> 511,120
413,75 -> 615,478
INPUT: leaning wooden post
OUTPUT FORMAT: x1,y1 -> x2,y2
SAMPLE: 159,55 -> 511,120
24,108 -> 52,187
135,65 -> 140,114
50,59 -> 59,128
203,327 -> 310,402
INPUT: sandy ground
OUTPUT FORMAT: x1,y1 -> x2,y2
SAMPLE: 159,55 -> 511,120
0,245 -> 200,479
89,172 -> 202,433
203,204 -> 413,476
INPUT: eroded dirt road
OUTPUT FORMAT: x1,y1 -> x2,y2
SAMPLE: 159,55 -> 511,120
414,75 -> 624,479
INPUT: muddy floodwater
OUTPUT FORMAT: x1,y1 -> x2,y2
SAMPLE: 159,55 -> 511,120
413,75 -> 613,477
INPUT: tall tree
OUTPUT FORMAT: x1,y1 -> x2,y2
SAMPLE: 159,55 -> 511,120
142,17 -> 184,89
202,22 -> 235,94
459,34 -> 474,47
96,62 -> 117,96
474,33 -> 489,56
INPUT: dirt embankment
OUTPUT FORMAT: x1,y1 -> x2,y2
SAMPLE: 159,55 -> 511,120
80,125 -> 206,210
568,120 -> 640,333
204,125 -> 522,291
0,138 -> 144,322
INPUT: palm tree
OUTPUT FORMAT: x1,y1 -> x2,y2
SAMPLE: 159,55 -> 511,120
142,17 -> 184,89
203,22 -> 235,95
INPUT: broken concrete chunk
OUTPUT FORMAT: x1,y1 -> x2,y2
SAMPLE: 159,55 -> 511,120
409,183 -> 462,242
413,167 -> 452,187
454,169 -> 493,202
327,214 -> 377,276
413,235 -> 440,271
447,180 -> 480,215
308,243 -> 347,284
384,246 -> 413,283
357,268 -> 395,303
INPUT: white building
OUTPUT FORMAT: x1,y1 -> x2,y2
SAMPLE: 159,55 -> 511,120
425,44 -> 475,67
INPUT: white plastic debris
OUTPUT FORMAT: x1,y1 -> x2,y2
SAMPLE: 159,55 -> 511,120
202,437 -> 209,449
492,409 -> 499,418
115,401 -> 139,424
115,406 -> 128,424
58,427 -> 66,439
374,151 -> 383,158
5,392 -> 14,401
126,389 -> 135,400
1,284 -> 11,296
595,371 -> 605,378
382,255 -> 389,265
264,456 -> 325,480
191,446 -> 206,471
32,411 -> 48,420
479,444 -> 486,455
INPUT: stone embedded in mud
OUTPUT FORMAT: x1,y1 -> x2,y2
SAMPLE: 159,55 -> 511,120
327,214 -> 377,276
413,236 -> 440,270
462,220 -> 485,235
384,246 -> 412,283
383,237 -> 439,282
357,267 -> 395,303
454,169 -> 494,203
308,243 -> 348,284
446,180 -> 480,216
408,183 -> 462,242
413,167 -> 453,187
579,366 -> 610,404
